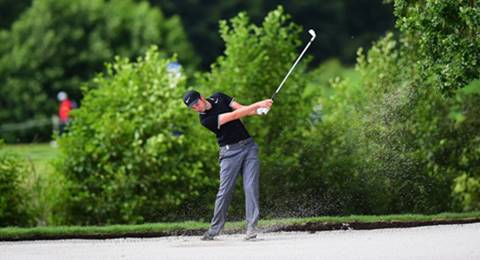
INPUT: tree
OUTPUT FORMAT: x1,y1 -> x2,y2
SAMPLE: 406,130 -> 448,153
319,0 -> 480,213
393,0 -> 480,95
150,0 -> 395,68
0,0 -> 31,29
0,0 -> 198,142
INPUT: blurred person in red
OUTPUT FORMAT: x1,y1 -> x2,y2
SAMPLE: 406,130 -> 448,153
57,91 -> 72,135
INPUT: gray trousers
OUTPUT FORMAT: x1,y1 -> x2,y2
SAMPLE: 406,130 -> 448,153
208,138 -> 260,235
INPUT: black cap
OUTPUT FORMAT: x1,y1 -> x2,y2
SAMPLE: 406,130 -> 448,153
183,90 -> 201,107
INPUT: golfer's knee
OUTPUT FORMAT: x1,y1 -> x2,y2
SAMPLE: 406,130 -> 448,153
216,189 -> 232,200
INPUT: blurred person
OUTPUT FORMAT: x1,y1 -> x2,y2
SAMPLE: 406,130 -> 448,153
57,91 -> 72,135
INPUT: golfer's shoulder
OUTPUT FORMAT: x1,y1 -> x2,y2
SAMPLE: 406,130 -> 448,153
210,92 -> 228,98
210,92 -> 232,103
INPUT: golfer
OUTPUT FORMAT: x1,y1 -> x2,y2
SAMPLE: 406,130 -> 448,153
183,90 -> 273,240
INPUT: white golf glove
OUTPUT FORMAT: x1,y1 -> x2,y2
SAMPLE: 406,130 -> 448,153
256,107 -> 270,115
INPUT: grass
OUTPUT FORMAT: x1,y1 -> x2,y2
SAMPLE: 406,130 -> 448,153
0,143 -> 58,165
0,143 -> 59,177
258,211 -> 480,225
1,211 -> 479,241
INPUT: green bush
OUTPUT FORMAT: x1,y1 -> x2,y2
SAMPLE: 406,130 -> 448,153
450,80 -> 480,211
311,0 -> 480,215
330,28 -> 480,214
454,174 -> 480,211
0,0 -> 197,142
0,143 -> 72,227
394,0 -> 480,95
391,0 -> 480,211
56,47 -> 215,225
353,33 -> 431,213
0,141 -> 31,226
343,31 -> 462,213
22,159 -> 69,226
309,30 -> 465,215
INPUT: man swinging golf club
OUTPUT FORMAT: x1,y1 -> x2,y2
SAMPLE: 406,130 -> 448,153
184,90 -> 272,240
184,28 -> 316,241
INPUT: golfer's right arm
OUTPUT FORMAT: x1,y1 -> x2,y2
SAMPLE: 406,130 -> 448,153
219,99 -> 272,126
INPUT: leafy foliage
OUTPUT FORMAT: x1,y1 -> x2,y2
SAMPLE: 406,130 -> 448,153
56,47 -> 214,225
394,0 -> 480,95
305,0 -> 480,215
151,0 -> 395,68
321,5 -> 480,213
3,1 -> 480,226
310,0 -> 480,215
0,141 -> 31,226
0,0 -> 197,142
450,80 -> 480,211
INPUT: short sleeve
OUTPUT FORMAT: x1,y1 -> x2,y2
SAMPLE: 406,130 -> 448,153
201,115 -> 220,131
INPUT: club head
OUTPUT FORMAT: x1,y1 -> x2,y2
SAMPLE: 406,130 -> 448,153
308,29 -> 316,41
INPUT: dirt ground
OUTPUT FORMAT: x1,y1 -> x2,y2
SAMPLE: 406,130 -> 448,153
1,223 -> 479,260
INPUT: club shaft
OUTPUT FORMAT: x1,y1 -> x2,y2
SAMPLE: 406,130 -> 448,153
272,39 -> 314,100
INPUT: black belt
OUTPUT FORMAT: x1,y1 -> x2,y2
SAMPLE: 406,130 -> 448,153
221,138 -> 253,150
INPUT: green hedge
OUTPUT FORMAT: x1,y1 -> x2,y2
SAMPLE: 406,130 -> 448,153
56,47 -> 215,225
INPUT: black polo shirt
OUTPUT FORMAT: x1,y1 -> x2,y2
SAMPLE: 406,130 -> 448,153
199,92 -> 250,146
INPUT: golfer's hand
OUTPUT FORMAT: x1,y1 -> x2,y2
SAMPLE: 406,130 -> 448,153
255,99 -> 273,115
258,99 -> 273,109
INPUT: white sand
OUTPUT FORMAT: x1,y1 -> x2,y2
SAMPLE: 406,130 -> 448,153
1,223 -> 479,260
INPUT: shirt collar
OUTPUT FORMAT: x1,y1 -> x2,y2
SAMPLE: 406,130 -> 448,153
199,99 -> 214,114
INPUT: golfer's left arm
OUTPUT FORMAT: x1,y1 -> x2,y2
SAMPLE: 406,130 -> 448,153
218,99 -> 272,126
232,100 -> 274,116
230,101 -> 244,111
230,101 -> 261,116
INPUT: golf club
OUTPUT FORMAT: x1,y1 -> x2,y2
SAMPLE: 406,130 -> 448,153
257,29 -> 316,115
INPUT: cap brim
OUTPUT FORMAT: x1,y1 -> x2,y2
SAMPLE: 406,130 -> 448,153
188,98 -> 200,108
